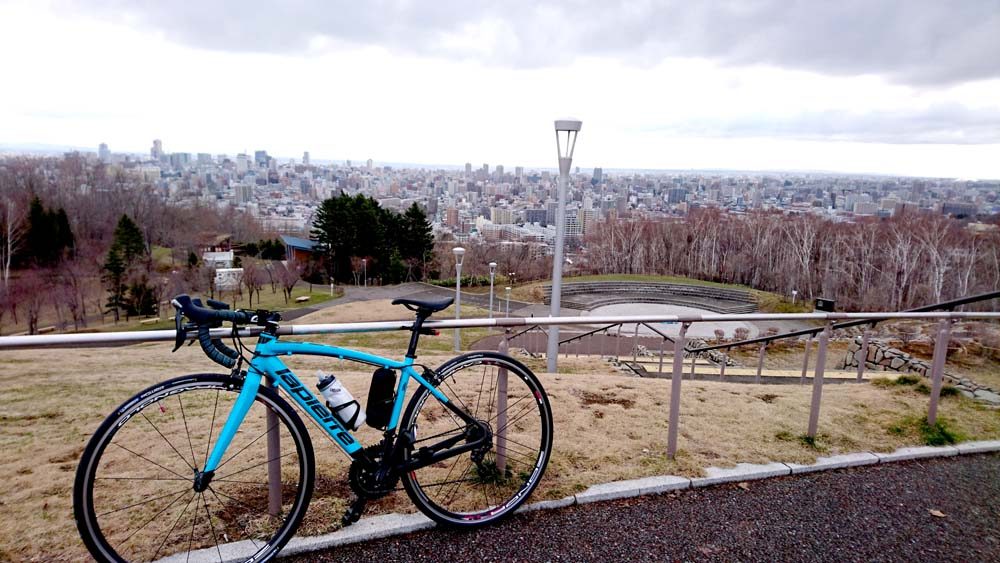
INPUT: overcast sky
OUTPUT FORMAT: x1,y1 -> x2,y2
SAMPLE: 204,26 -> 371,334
2,0 -> 999,178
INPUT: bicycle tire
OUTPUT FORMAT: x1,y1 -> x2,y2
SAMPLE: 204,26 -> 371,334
74,373 -> 315,562
400,352 -> 552,527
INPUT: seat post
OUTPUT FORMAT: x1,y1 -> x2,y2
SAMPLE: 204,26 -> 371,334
405,312 -> 429,358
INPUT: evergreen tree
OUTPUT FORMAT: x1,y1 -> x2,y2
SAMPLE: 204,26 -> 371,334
102,248 -> 127,322
112,214 -> 146,263
400,203 -> 434,279
20,197 -> 75,266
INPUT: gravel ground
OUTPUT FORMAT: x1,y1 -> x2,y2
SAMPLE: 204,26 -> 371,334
290,453 -> 1000,562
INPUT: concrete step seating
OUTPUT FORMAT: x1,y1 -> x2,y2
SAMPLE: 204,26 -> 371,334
543,281 -> 758,314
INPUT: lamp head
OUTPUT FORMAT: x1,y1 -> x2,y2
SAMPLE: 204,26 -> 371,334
453,246 -> 466,266
554,118 -> 582,161
489,261 -> 497,273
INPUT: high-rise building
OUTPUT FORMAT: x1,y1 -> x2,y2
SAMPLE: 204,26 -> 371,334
465,163 -> 472,177
592,167 -> 603,185
495,165 -> 504,180
303,151 -> 310,166
197,153 -> 212,165
151,139 -> 163,160
254,150 -> 269,167
236,154 -> 249,173
515,166 -> 524,184
98,143 -> 110,163
367,158 -> 373,170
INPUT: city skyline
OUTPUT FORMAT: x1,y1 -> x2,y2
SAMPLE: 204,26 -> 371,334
0,1 -> 998,179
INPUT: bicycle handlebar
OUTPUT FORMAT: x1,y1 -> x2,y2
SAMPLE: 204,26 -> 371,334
171,294 -> 264,369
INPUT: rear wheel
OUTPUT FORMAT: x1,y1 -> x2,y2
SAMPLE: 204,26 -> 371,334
74,374 -> 314,562
400,352 -> 552,527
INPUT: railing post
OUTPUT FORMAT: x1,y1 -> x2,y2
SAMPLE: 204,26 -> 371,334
755,342 -> 767,384
266,379 -> 282,517
720,351 -> 727,381
800,335 -> 814,385
658,336 -> 665,374
807,322 -> 832,438
496,330 -> 509,472
616,324 -> 622,360
927,319 -> 953,426
856,327 -> 872,382
632,323 -> 640,363
690,353 -> 697,378
666,322 -> 690,459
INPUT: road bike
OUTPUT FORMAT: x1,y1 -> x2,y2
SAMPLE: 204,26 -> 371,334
73,294 -> 552,562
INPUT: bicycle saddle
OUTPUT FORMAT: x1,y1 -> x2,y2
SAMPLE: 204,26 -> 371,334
392,296 -> 454,314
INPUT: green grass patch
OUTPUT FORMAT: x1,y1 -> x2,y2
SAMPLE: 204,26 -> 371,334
887,415 -> 965,446
775,430 -> 828,452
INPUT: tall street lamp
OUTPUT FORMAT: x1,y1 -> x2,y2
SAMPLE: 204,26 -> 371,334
505,286 -> 512,318
362,258 -> 367,288
488,262 -> 497,319
547,118 -> 582,373
453,247 -> 465,352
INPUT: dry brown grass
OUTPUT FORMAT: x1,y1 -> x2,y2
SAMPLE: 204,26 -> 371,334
2,302 -> 999,560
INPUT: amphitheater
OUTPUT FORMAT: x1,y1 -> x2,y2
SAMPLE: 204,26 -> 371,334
541,281 -> 758,314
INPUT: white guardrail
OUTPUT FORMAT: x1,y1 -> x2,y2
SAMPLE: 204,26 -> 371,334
1,310 -> 998,460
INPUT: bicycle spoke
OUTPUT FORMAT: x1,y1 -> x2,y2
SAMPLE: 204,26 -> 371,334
216,451 -> 295,482
96,476 -> 190,481
98,485 -> 192,517
114,489 -> 193,553
204,390 -> 220,468
142,411 -> 196,472
186,491 -> 200,561
207,486 -> 262,551
473,363 -> 489,418
215,419 -> 280,472
112,442 -> 189,481
178,395 -> 198,470
200,493 -> 224,562
151,491 -> 196,561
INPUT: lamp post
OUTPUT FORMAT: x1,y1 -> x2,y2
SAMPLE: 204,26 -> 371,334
362,258 -> 367,288
547,118 -> 582,373
488,262 -> 497,319
792,289 -> 798,305
505,286 -> 512,318
453,247 -> 465,352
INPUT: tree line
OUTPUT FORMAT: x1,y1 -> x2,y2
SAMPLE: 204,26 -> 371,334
0,155 -> 268,334
582,208 -> 1000,311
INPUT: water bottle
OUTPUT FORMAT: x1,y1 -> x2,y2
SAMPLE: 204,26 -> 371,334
317,371 -> 366,430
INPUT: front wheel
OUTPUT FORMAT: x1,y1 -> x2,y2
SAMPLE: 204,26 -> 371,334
73,374 -> 315,562
400,352 -> 553,527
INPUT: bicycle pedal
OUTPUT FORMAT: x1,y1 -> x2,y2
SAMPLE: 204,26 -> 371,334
341,497 -> 367,527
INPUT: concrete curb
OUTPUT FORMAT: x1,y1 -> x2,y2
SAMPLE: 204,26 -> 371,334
187,442 -> 1000,560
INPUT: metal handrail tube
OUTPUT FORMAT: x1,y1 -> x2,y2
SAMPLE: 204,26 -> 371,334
689,290 -> 1000,354
558,323 -> 620,346
2,311 -> 1000,350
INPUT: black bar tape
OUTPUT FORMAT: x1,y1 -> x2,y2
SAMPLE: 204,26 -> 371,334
198,325 -> 236,369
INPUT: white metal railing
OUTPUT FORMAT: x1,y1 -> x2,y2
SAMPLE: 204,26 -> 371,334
1,310 -> 998,459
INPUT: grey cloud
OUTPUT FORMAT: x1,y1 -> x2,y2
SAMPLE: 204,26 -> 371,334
647,104 -> 1000,144
69,0 -> 1000,85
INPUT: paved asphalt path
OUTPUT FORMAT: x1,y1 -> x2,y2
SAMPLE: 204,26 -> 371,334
290,453 -> 1000,562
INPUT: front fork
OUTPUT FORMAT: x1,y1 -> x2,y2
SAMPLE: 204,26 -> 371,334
201,368 -> 263,477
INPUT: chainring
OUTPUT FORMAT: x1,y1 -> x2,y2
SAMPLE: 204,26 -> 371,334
348,443 -> 399,500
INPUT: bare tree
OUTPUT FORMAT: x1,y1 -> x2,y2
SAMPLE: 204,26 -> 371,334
276,260 -> 301,303
241,259 -> 264,308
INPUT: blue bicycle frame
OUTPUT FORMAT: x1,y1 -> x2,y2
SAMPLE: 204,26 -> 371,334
202,332 -> 450,473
